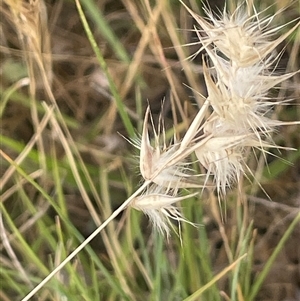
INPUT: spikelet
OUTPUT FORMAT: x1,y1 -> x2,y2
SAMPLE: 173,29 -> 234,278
132,185 -> 198,236
181,1 -> 299,67
139,106 -> 203,189
127,104 -> 208,235
181,1 -> 299,195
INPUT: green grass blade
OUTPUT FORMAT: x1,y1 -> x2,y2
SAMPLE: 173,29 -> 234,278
248,211 -> 300,301
79,0 -> 130,63
183,254 -> 247,301
1,150 -> 132,300
74,0 -> 135,137
0,203 -> 49,276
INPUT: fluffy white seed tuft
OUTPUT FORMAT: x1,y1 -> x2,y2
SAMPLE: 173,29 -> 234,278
132,185 -> 198,236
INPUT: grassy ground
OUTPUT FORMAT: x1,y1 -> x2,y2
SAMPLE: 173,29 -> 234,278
1,0 -> 300,300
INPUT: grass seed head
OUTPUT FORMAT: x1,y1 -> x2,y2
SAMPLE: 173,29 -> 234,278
194,133 -> 249,195
140,106 -> 203,189
132,185 -> 198,236
185,1 -> 300,67
133,1 -> 299,235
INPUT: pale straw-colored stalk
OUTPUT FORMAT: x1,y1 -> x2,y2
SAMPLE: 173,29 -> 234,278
19,180 -> 150,301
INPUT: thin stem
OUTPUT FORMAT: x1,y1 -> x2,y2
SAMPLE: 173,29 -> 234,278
248,211 -> 300,301
74,0 -> 135,137
21,180 -> 150,301
183,253 -> 248,301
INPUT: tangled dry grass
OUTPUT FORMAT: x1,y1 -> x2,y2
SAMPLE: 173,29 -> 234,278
1,0 -> 300,300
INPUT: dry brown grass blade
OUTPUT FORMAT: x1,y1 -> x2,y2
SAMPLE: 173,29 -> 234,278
3,0 -> 53,104
2,0 -> 54,192
124,0 -> 188,124
0,170 -> 43,204
0,213 -> 34,288
120,0 -> 163,99
42,103 -> 137,300
0,106 -> 54,190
